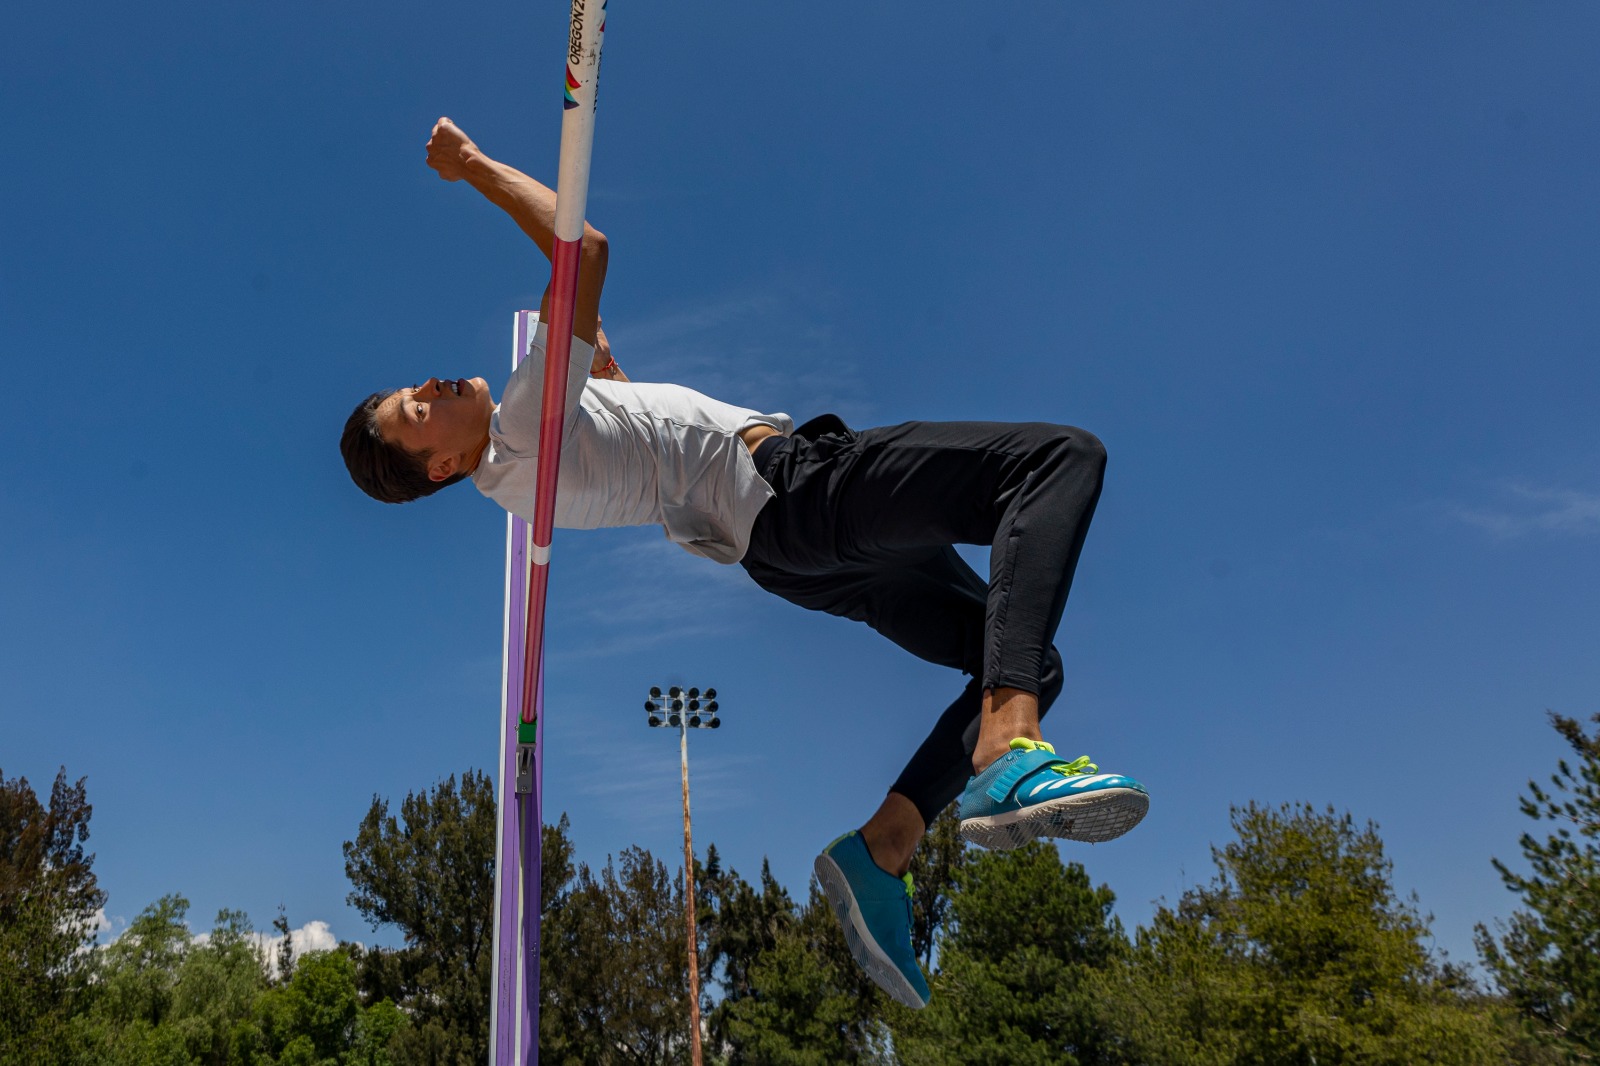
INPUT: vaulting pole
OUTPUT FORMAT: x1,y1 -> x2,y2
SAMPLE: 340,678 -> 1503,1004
490,2 -> 606,1062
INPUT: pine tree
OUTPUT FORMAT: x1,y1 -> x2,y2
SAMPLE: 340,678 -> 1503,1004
1477,712 -> 1600,1061
0,767 -> 106,1066
539,845 -> 695,1064
892,841 -> 1122,1066
905,802 -> 965,967
343,770 -> 499,1065
716,881 -> 893,1066
700,850 -> 795,1024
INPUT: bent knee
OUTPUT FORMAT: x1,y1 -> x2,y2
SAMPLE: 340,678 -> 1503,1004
1026,423 -> 1106,472
1063,426 -> 1106,468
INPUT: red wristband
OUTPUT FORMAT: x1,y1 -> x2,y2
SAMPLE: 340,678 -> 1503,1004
590,356 -> 617,378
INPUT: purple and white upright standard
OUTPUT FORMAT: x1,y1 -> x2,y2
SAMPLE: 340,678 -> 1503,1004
490,2 -> 606,1063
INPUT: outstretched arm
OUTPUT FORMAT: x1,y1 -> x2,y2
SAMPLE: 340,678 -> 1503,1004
426,117 -> 609,351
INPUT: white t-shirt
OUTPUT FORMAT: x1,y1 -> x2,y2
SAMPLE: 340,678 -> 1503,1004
471,321 -> 793,564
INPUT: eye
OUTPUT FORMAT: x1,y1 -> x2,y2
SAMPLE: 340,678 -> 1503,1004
415,403 -> 425,418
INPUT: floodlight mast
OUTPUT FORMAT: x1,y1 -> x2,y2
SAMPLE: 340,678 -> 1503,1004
489,2 -> 607,1064
644,685 -> 722,1066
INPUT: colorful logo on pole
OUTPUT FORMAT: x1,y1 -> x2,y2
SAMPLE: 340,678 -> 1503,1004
562,0 -> 604,110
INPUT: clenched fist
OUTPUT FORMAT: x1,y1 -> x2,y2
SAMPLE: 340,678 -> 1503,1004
425,117 -> 484,182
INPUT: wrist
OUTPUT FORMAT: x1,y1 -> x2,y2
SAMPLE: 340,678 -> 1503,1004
461,151 -> 507,190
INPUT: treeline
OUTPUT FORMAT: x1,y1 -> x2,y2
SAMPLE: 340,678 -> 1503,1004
2,712 -> 1596,1065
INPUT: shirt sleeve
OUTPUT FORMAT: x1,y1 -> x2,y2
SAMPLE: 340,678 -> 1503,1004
493,320 -> 596,455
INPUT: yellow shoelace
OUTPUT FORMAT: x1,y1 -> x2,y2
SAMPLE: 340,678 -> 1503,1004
1009,738 -> 1098,777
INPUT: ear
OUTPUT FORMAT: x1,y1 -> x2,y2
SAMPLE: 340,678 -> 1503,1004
428,454 -> 458,482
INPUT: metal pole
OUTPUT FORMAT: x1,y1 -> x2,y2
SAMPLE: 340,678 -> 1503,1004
644,685 -> 718,1065
679,717 -> 704,1066
491,321 -> 535,1066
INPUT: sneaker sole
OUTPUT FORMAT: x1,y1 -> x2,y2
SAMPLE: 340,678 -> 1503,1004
960,787 -> 1149,851
813,853 -> 928,1009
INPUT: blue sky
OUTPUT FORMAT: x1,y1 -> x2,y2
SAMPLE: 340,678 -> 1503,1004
4,1 -> 1598,971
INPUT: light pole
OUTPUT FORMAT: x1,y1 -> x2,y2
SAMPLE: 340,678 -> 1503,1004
644,685 -> 720,1066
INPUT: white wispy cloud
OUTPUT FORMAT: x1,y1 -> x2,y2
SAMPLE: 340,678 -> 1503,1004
613,285 -> 873,424
549,533 -> 769,661
99,916 -> 348,979
242,920 -> 342,979
552,723 -> 763,833
1448,484 -> 1600,539
89,907 -> 116,937
72,907 -> 121,954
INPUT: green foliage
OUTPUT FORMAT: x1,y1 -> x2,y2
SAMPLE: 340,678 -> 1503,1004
1477,712 -> 1600,1061
172,909 -> 273,1064
69,893 -> 404,1066
539,844 -> 694,1064
715,882 -> 892,1066
350,1000 -> 406,1066
1100,802 -> 1508,1065
11,756 -> 1553,1063
258,950 -> 361,1062
904,803 -> 965,967
0,767 -> 106,1066
255,948 -> 404,1066
700,848 -> 795,1022
705,806 -> 966,1064
542,814 -> 576,928
98,895 -> 194,1022
343,771 -> 498,1065
893,841 -> 1122,1066
71,896 -> 270,1066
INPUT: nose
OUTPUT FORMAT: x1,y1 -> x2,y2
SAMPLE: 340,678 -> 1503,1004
417,377 -> 442,396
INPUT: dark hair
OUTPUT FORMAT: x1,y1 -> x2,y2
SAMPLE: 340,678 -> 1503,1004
339,389 -> 467,503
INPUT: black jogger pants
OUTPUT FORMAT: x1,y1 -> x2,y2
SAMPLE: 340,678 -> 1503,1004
739,417 -> 1107,826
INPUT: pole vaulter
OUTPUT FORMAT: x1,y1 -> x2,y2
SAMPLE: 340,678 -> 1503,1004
490,1 -> 606,1061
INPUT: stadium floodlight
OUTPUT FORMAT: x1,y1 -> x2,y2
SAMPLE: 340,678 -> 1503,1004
644,685 -> 721,731
641,683 -> 723,1066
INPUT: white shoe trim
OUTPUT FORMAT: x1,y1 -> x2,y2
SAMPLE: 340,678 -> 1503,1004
960,788 -> 1150,850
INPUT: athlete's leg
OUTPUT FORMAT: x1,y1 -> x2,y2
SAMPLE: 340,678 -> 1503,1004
745,421 -> 1117,1005
861,651 -> 1063,876
748,416 -> 1103,686
742,543 -> 1064,874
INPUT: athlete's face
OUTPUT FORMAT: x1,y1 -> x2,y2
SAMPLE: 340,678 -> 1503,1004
376,376 -> 494,480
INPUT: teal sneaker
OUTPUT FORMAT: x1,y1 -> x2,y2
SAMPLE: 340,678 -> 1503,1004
959,738 -> 1149,851
814,830 -> 930,1009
